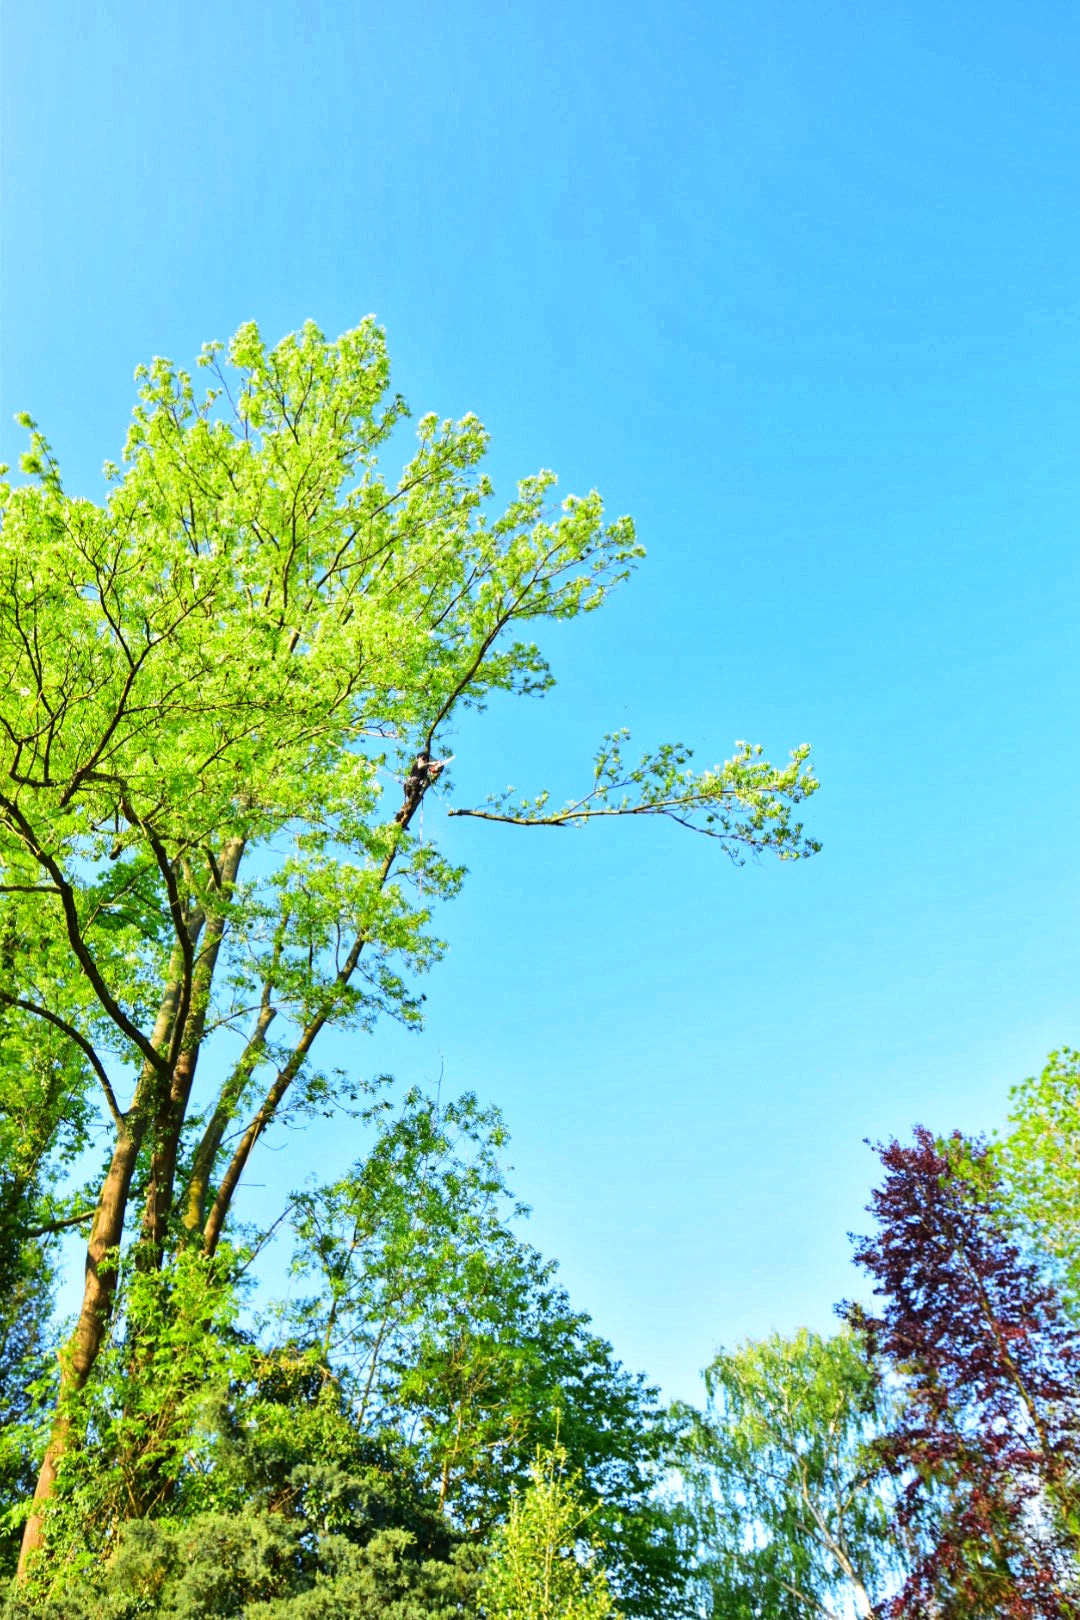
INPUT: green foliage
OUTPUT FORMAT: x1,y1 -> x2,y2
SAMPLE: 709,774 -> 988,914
4,1311 -> 481,1615
1,1514 -> 480,1619
478,1443 -> 622,1620
1,1089 -> 679,1615
0,314 -> 809,1158
12,1249 -> 241,1569
0,1233 -> 55,1578
673,1327 -> 897,1619
992,1049 -> 1080,1313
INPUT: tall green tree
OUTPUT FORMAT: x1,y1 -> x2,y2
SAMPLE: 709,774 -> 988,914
673,1328 -> 898,1619
0,317 -> 818,1574
281,1088 -> 683,1617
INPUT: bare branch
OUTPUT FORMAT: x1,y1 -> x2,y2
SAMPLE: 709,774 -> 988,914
24,1208 -> 96,1238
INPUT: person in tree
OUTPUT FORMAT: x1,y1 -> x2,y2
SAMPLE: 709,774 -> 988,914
395,751 -> 448,827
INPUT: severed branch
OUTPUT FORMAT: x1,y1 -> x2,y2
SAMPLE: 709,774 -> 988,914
450,790 -> 751,826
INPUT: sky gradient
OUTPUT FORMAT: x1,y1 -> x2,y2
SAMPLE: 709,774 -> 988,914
3,0 -> 1080,1402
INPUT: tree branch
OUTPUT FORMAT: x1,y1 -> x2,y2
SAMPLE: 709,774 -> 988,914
0,990 -> 124,1127
120,795 -> 195,1067
0,793 -> 167,1075
201,848 -> 398,1257
448,788 -> 787,830
24,1208 -> 96,1238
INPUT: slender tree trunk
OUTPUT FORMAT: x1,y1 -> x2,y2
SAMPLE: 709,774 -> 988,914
200,872 -> 389,1258
140,838 -> 244,1265
182,1000 -> 276,1235
17,974 -> 182,1578
201,1005 -> 344,1258
198,839 -> 403,1262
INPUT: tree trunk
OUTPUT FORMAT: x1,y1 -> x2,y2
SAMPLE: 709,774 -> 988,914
140,838 -> 244,1265
17,975 -> 181,1578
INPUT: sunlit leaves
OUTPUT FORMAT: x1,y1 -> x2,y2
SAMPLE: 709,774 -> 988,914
452,731 -> 819,861
992,1050 -> 1080,1318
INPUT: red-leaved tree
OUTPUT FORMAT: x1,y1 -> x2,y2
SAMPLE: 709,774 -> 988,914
847,1127 -> 1080,1619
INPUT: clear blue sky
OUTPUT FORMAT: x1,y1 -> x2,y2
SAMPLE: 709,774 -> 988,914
4,0 -> 1080,1404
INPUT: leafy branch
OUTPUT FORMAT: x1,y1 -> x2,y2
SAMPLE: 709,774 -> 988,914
448,731 -> 820,861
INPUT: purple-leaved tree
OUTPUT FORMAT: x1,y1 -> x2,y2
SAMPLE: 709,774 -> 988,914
847,1127 -> 1080,1619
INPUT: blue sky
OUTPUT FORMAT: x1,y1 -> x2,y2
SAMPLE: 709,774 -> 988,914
4,0 -> 1080,1403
